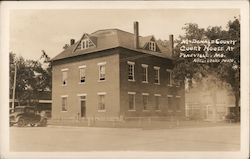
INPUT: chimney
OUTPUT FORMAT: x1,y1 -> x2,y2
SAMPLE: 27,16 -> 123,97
70,39 -> 75,45
169,34 -> 174,55
134,21 -> 139,49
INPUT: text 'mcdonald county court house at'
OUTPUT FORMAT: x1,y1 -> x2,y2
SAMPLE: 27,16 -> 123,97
51,22 -> 185,121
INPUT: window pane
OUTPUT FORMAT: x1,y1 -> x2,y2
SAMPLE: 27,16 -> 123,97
62,97 -> 67,111
128,64 -> 134,80
142,95 -> 148,110
168,97 -> 172,111
98,95 -> 105,110
142,67 -> 147,82
80,68 -> 86,83
62,71 -> 67,85
155,96 -> 160,110
128,94 -> 135,110
99,65 -> 105,81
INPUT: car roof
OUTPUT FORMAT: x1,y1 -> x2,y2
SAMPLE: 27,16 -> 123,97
15,106 -> 35,109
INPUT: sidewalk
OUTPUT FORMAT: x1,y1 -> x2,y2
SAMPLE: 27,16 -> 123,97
48,118 -> 239,129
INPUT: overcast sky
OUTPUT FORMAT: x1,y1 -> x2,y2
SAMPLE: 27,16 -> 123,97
9,9 -> 239,60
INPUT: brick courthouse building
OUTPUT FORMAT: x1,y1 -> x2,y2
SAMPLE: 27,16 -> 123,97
51,22 -> 185,120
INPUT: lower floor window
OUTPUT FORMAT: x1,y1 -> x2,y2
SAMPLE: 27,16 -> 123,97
98,94 -> 106,111
142,94 -> 149,110
168,96 -> 173,111
155,95 -> 161,110
128,92 -> 136,110
61,96 -> 68,111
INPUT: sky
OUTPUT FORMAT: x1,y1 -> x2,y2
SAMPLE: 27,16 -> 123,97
9,9 -> 239,60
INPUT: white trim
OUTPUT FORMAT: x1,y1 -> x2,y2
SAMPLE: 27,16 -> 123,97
61,95 -> 68,97
128,92 -> 136,95
142,93 -> 149,95
127,61 -> 135,65
166,69 -> 172,72
128,109 -> 136,112
97,92 -> 107,95
61,68 -> 69,72
154,94 -> 161,96
97,61 -> 107,66
77,93 -> 87,96
78,65 -> 86,68
154,66 -> 160,70
38,100 -> 52,104
167,95 -> 173,97
176,96 -> 181,98
141,64 -> 148,67
97,110 -> 106,113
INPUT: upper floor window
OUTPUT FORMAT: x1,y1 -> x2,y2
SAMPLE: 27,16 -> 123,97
166,69 -> 173,86
61,68 -> 68,86
167,95 -> 173,112
127,61 -> 135,81
79,65 -> 86,83
98,62 -> 106,81
154,66 -> 160,84
149,41 -> 156,52
141,64 -> 148,83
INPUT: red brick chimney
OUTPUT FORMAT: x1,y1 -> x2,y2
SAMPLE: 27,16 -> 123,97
169,34 -> 174,55
134,21 -> 139,49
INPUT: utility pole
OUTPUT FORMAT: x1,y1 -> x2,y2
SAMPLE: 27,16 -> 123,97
12,64 -> 17,112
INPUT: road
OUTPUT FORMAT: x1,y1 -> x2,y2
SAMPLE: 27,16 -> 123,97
10,125 -> 240,152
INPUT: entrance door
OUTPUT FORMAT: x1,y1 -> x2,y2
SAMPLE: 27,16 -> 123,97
79,95 -> 86,117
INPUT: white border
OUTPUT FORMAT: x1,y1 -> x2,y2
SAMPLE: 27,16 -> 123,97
0,1 -> 249,159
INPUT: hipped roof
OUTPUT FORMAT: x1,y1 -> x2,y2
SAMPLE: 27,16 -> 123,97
52,29 -> 173,61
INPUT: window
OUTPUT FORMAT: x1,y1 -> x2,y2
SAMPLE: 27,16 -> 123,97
154,66 -> 160,84
166,69 -> 173,86
176,96 -> 181,111
142,64 -> 148,83
128,92 -> 136,111
128,61 -> 135,81
61,96 -> 68,111
81,39 -> 92,50
142,93 -> 149,111
154,94 -> 161,110
149,41 -> 156,51
61,68 -> 68,86
98,92 -> 106,111
167,95 -> 173,112
98,62 -> 106,81
79,65 -> 86,83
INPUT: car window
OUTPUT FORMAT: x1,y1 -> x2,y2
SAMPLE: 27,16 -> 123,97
14,108 -> 24,113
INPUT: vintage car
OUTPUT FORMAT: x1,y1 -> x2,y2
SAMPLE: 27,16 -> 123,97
9,106 -> 47,127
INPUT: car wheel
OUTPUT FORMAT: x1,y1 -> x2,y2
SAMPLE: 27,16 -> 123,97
17,118 -> 26,127
30,123 -> 35,127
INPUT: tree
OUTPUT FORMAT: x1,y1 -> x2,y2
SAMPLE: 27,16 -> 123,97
9,51 -> 52,106
172,18 -> 240,121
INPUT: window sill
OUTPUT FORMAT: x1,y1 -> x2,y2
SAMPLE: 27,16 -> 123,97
168,110 -> 173,112
143,110 -> 150,112
142,81 -> 148,84
61,111 -> 67,112
155,110 -> 161,112
79,82 -> 86,85
98,80 -> 106,82
128,109 -> 136,112
98,110 -> 106,112
154,83 -> 160,85
176,110 -> 181,112
176,85 -> 180,88
167,85 -> 173,87
128,79 -> 135,82
62,85 -> 67,87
